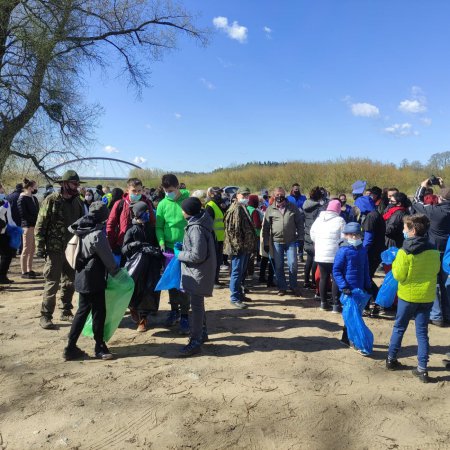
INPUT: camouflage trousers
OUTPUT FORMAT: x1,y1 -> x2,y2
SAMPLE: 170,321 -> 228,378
41,252 -> 75,319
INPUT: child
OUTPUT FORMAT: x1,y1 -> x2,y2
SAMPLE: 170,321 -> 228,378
64,202 -> 120,361
122,201 -> 161,332
386,214 -> 441,382
333,222 -> 372,353
177,197 -> 216,356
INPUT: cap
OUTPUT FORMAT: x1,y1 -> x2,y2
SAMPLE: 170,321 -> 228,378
207,186 -> 223,196
181,197 -> 202,216
57,170 -> 85,184
352,180 -> 367,195
89,201 -> 109,223
343,222 -> 362,235
237,186 -> 251,195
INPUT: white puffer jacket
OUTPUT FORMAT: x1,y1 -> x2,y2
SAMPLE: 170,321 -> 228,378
310,211 -> 345,263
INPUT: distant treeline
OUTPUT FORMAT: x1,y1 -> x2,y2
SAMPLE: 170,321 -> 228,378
130,153 -> 450,196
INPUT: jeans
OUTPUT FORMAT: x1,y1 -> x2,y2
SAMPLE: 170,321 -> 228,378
272,242 -> 298,291
190,293 -> 205,342
388,298 -> 433,370
68,291 -> 106,349
430,262 -> 450,322
230,253 -> 249,302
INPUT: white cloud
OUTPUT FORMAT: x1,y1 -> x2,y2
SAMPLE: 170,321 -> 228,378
263,26 -> 272,39
213,16 -> 248,43
174,113 -> 182,119
200,78 -> 216,90
103,145 -> 119,154
398,99 -> 426,114
133,156 -> 147,165
384,123 -> 419,137
351,102 -> 380,118
421,117 -> 432,126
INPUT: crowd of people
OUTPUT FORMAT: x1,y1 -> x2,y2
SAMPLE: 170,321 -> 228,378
0,171 -> 449,380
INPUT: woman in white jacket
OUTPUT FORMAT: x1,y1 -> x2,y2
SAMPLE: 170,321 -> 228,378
310,199 -> 345,312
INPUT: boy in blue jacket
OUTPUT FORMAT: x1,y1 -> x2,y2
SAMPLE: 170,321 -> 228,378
333,222 -> 372,351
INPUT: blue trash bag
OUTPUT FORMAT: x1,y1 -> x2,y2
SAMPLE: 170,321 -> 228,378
155,256 -> 181,291
381,247 -> 399,265
442,239 -> 450,274
375,271 -> 398,308
6,224 -> 23,250
340,288 -> 374,355
113,253 -> 122,267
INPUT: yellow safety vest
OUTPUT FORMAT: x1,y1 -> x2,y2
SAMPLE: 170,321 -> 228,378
206,200 -> 225,242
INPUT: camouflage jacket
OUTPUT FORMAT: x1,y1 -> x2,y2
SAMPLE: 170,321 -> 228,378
223,202 -> 256,256
35,192 -> 84,254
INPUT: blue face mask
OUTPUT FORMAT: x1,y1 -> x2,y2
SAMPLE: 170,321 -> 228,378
140,212 -> 150,223
130,193 -> 142,202
0,193 -> 5,201
403,231 -> 410,240
165,191 -> 177,200
348,238 -> 362,247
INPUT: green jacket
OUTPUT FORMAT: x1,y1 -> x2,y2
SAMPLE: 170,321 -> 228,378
392,237 -> 441,303
155,189 -> 190,250
35,192 -> 84,254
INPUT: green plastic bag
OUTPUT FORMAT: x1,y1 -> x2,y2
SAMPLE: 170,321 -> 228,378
82,268 -> 135,342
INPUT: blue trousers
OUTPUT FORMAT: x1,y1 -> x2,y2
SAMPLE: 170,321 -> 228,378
272,242 -> 298,291
230,253 -> 249,303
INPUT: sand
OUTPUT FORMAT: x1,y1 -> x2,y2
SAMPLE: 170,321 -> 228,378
1,258 -> 449,450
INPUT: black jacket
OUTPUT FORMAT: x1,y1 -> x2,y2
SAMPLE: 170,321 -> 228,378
384,207 -> 409,249
5,189 -> 21,226
362,210 -> 386,267
17,195 -> 39,227
303,199 -> 324,253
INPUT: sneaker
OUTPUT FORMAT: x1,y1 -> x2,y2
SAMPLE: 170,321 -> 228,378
63,346 -> 87,361
352,345 -> 370,357
430,320 -> 444,328
370,305 -> 380,317
178,316 -> 190,335
320,302 -> 331,311
278,290 -> 287,296
243,296 -> 253,302
314,294 -> 321,301
412,368 -> 430,383
60,311 -> 74,322
137,318 -> 147,332
332,304 -> 342,314
95,344 -> 114,360
179,339 -> 202,357
386,358 -> 403,371
28,271 -> 37,278
164,310 -> 180,327
21,272 -> 32,279
231,301 -> 248,309
129,308 -> 139,324
40,316 -> 55,330
0,277 -> 14,284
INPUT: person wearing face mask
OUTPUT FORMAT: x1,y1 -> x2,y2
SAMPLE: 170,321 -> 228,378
35,170 -> 85,329
338,194 -> 355,223
155,174 -> 191,332
383,192 -> 410,249
262,187 -> 305,296
106,177 -> 155,261
286,183 -> 307,209
333,222 -> 372,351
223,186 -> 256,309
122,202 -> 161,333
205,187 -> 226,288
83,189 -> 95,214
17,178 -> 40,279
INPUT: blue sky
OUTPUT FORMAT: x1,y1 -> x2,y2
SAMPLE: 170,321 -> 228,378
86,0 -> 450,173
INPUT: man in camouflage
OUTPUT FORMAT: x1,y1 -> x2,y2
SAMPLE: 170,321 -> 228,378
35,170 -> 85,329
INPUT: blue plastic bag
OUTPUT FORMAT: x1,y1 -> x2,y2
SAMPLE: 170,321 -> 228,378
155,256 -> 181,291
113,253 -> 122,267
442,239 -> 450,274
340,289 -> 373,355
6,224 -> 23,250
375,271 -> 398,308
381,247 -> 399,265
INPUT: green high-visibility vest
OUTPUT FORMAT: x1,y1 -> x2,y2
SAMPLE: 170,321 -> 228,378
206,201 -> 225,242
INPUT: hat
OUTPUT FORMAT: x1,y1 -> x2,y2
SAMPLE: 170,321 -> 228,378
207,186 -> 223,196
181,197 -> 202,216
132,201 -> 149,218
343,222 -> 362,235
439,187 -> 450,201
327,199 -> 342,214
57,170 -> 85,184
352,180 -> 367,195
237,186 -> 251,195
89,201 -> 109,223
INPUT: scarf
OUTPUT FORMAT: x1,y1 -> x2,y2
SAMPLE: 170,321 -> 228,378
383,206 -> 406,221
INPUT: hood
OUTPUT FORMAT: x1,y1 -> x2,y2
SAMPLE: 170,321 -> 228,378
402,236 -> 435,255
318,210 -> 340,222
69,214 -> 104,236
303,199 -> 321,212
355,195 -> 375,214
187,210 -> 213,231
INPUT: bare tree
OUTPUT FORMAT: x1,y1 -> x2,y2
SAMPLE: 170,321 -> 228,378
0,0 -> 207,176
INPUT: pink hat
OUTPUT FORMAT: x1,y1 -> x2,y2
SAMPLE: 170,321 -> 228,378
327,199 -> 342,214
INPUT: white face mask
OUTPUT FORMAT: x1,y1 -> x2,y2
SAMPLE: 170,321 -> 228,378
238,198 -> 248,205
85,195 -> 93,202
348,238 -> 362,247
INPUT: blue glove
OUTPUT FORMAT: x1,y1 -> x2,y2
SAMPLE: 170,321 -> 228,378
174,242 -> 183,257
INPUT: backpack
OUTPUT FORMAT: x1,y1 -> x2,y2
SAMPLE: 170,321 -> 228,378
65,234 -> 81,269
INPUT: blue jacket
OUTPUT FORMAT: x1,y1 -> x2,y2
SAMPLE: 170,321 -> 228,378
333,241 -> 372,291
340,204 -> 355,223
287,194 -> 306,209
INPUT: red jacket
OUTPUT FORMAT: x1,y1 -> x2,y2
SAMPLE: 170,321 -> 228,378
106,193 -> 155,252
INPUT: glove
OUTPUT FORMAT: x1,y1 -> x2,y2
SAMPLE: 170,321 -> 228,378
264,245 -> 270,254
36,248 -> 47,259
174,242 -> 183,257
342,288 -> 352,296
160,243 -> 165,253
